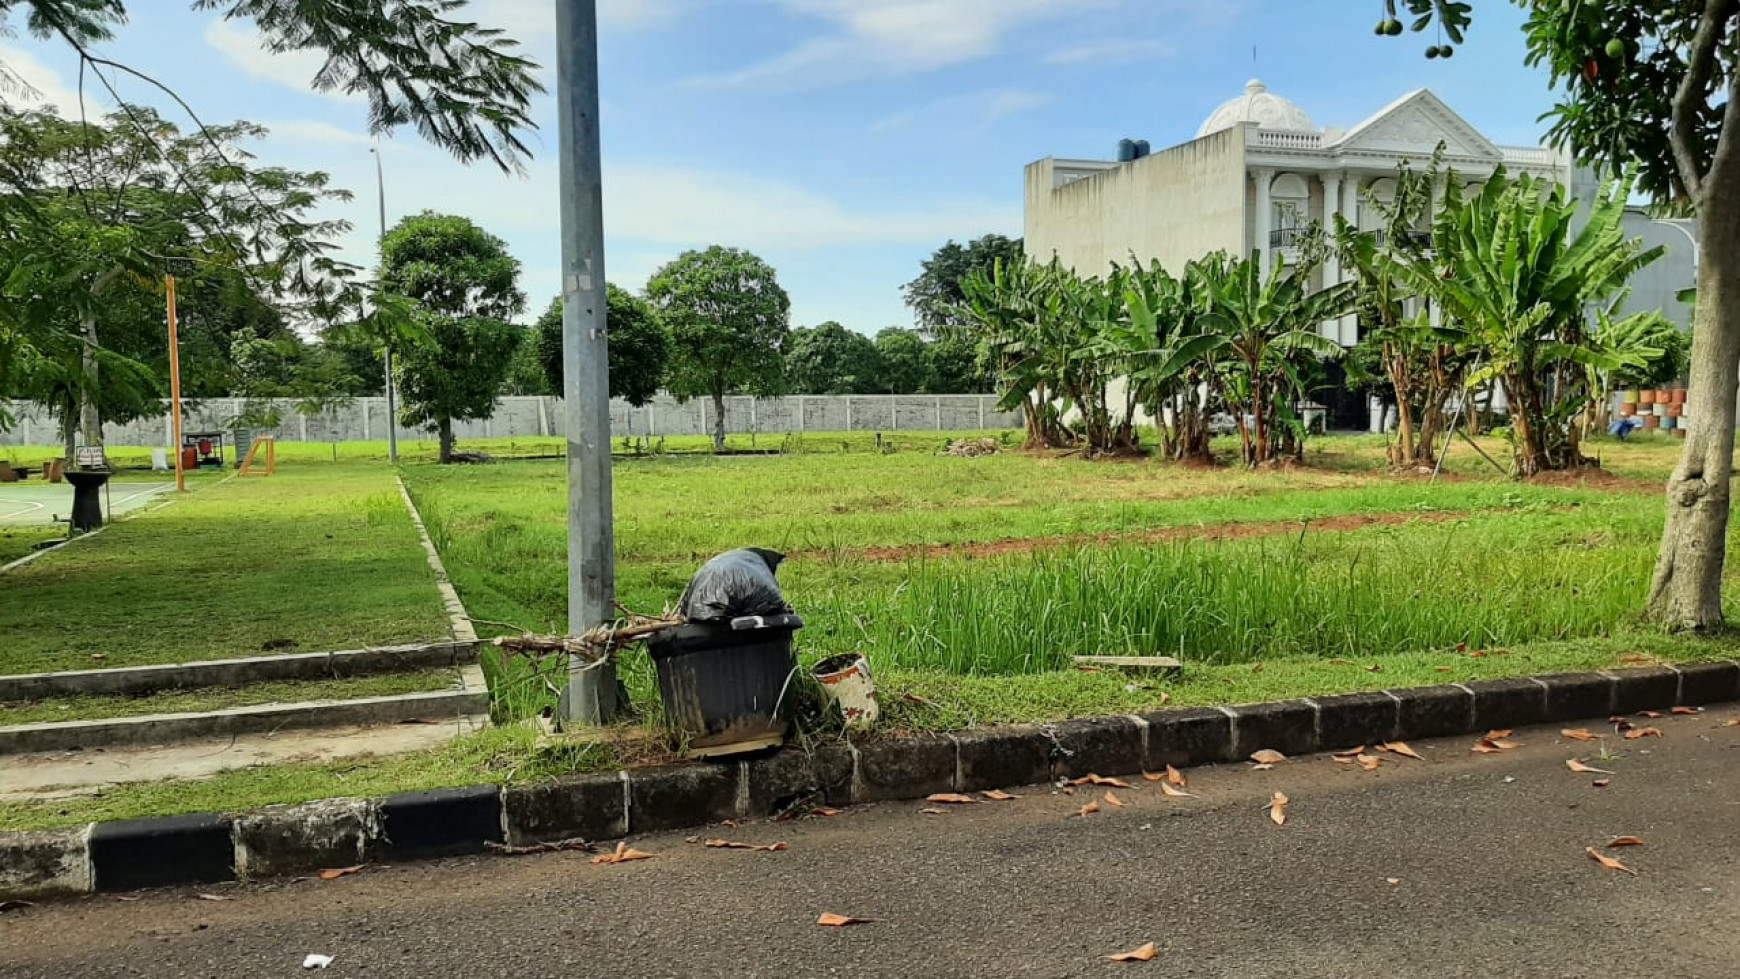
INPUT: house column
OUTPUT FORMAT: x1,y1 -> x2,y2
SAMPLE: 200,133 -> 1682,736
1253,168 -> 1275,275
1320,171 -> 1346,343
1339,174 -> 1361,344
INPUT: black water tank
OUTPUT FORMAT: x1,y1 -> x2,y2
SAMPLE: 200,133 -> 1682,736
1116,138 -> 1137,162
1134,139 -> 1151,158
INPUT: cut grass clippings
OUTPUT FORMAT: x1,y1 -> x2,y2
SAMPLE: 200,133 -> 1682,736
2,632 -> 1734,833
0,669 -> 459,726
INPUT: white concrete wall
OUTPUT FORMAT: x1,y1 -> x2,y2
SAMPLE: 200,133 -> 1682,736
0,395 -> 1023,447
1025,126 -> 1249,277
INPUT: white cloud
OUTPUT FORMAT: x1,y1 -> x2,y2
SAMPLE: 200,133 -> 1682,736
982,90 -> 1049,124
1044,38 -> 1175,65
0,44 -> 98,117
261,119 -> 375,147
203,20 -> 361,101
693,0 -> 1118,88
868,88 -> 1047,136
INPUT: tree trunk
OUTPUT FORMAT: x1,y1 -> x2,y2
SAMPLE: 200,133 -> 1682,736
1649,187 -> 1740,630
77,310 -> 101,465
438,415 -> 454,464
711,388 -> 727,453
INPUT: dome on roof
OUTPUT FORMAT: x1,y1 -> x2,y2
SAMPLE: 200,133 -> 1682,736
1196,79 -> 1317,138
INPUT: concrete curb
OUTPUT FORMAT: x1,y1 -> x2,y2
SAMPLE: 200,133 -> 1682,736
395,475 -> 478,644
0,641 -> 480,701
4,662 -> 1735,899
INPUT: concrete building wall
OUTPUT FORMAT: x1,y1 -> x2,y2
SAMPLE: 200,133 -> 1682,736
0,395 -> 1023,448
1616,213 -> 1698,331
1025,126 -> 1249,277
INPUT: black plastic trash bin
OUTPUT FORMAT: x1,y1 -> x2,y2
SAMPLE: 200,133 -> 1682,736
648,613 -> 803,759
64,469 -> 110,532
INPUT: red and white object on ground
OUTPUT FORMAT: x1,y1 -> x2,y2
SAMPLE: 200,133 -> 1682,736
814,654 -> 880,730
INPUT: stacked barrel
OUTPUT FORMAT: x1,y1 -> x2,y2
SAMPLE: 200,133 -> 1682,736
1620,389 -> 1689,437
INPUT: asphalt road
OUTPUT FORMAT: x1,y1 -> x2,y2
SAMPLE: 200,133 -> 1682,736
6,707 -> 1740,978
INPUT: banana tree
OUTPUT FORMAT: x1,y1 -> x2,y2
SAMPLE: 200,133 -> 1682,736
1581,301 -> 1685,439
1411,170 -> 1665,475
957,258 -> 1073,449
1119,256 -> 1216,461
1176,252 -> 1355,466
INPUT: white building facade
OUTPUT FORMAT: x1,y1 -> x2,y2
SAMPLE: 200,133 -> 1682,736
1024,79 -> 1572,348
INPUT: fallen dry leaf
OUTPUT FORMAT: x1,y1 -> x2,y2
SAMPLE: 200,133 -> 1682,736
1357,754 -> 1382,772
194,893 -> 234,902
1561,729 -> 1599,742
1078,801 -> 1101,817
1637,710 -> 1664,719
1333,755 -> 1356,766
1075,665 -> 1103,674
1142,771 -> 1164,781
1606,836 -> 1644,847
817,913 -> 871,927
1062,787 -> 1076,796
704,839 -> 789,852
1249,749 -> 1287,765
1592,778 -> 1612,788
1566,759 -> 1613,774
1108,942 -> 1159,963
1068,774 -> 1134,789
1332,746 -> 1366,759
1722,718 -> 1740,728
1381,742 -> 1424,760
901,693 -> 933,707
318,866 -> 363,881
981,790 -> 1019,801
1624,727 -> 1663,740
919,807 -> 946,815
1268,791 -> 1289,826
721,820 -> 738,829
1330,657 -> 1354,666
1619,654 -> 1654,665
1671,706 -> 1702,716
1165,765 -> 1186,787
925,793 -> 977,805
1468,649 -> 1487,658
1435,666 -> 1453,673
1159,782 -> 1196,799
1474,737 -> 1520,753
1249,763 -> 1275,771
1586,847 -> 1636,875
1103,791 -> 1126,808
1485,729 -> 1513,740
590,842 -> 655,865
812,807 -> 842,817
1155,692 -> 1171,705
1365,664 -> 1384,672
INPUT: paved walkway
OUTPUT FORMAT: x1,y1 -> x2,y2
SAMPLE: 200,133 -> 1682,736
6,708 -> 1739,977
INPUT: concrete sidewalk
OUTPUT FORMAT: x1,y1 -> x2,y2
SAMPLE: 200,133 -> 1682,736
5,706 -> 1737,978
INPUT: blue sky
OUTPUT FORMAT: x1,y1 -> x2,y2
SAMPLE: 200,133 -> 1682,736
0,0 -> 1557,332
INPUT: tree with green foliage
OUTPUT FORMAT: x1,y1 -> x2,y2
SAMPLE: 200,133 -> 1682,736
381,212 -> 524,462
920,331 -> 987,394
536,286 -> 672,407
1382,0 -> 1740,630
904,234 -> 1025,337
784,322 -> 880,395
871,328 -> 928,394
646,246 -> 790,452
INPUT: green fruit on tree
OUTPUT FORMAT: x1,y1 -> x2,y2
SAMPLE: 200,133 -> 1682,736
1605,38 -> 1626,59
1426,45 -> 1441,59
1440,45 -> 1455,58
1385,18 -> 1404,35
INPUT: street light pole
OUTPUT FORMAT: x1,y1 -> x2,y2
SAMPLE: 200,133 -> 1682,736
371,145 -> 399,465
554,0 -> 618,724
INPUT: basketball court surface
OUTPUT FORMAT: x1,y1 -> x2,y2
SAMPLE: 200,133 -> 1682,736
0,481 -> 174,526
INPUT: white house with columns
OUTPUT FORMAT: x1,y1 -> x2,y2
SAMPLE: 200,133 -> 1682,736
1023,79 -> 1572,348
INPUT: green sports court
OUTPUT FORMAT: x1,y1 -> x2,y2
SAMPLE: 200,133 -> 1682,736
0,480 -> 174,527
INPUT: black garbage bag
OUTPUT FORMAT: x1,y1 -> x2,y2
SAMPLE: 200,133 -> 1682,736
678,548 -> 792,623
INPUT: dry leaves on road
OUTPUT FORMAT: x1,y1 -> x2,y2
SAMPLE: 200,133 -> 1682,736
981,790 -> 1019,801
318,866 -> 363,881
1249,763 -> 1275,771
1166,765 -> 1186,787
1159,782 -> 1196,799
919,807 -> 947,815
591,842 -> 655,865
1380,742 -> 1424,760
1078,801 -> 1101,817
1637,710 -> 1664,719
1249,749 -> 1287,765
1606,836 -> 1644,847
1566,759 -> 1613,774
1722,719 -> 1740,728
925,793 -> 977,805
704,839 -> 789,852
817,913 -> 872,927
1103,791 -> 1127,808
1592,778 -> 1612,788
1332,746 -> 1366,759
812,808 -> 842,817
1671,706 -> 1702,716
1473,736 -> 1521,753
195,893 -> 235,902
1356,754 -> 1382,772
1268,791 -> 1289,826
1561,729 -> 1599,742
1069,774 -> 1134,789
1108,942 -> 1159,963
1624,727 -> 1663,740
1586,847 -> 1637,875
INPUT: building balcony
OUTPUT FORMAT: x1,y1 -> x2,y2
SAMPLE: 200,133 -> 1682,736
1370,229 -> 1434,250
1269,227 -> 1311,248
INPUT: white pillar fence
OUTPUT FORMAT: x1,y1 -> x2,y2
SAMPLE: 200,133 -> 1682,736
0,395 -> 1023,448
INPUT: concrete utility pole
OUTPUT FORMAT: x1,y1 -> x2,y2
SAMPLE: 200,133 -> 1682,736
371,145 -> 399,465
555,0 -> 619,724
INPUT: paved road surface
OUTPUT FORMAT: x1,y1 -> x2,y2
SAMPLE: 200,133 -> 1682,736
6,708 -> 1739,978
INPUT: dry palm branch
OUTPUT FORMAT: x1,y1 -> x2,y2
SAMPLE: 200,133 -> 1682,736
491,603 -> 686,670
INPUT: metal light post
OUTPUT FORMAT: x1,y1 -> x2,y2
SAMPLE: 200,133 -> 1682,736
554,0 -> 618,724
371,145 -> 400,465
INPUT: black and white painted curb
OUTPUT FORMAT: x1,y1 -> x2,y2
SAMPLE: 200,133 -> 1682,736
4,662 -> 1735,900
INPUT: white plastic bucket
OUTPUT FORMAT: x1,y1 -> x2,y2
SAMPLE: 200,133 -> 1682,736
813,654 -> 879,730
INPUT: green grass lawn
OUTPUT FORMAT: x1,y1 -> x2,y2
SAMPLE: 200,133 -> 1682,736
0,526 -> 63,567
0,464 -> 452,674
0,669 -> 457,726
